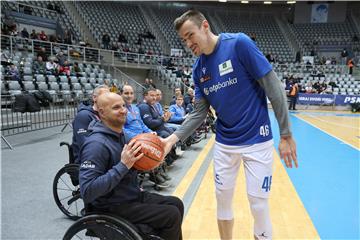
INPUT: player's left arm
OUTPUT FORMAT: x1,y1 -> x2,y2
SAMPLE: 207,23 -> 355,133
257,70 -> 298,168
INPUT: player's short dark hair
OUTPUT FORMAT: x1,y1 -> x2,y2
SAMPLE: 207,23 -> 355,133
174,9 -> 206,31
143,87 -> 157,96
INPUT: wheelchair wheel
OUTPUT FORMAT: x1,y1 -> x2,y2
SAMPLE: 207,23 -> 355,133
63,214 -> 143,240
53,164 -> 83,220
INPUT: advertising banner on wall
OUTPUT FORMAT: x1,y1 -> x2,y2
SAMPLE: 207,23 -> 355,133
311,3 -> 329,23
297,93 -> 360,106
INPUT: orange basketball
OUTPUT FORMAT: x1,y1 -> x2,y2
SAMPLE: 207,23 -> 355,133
131,133 -> 165,171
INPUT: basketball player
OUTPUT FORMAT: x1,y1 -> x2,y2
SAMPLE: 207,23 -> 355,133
161,10 -> 298,239
79,92 -> 183,239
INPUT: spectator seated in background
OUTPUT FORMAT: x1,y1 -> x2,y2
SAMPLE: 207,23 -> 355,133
138,88 -> 177,165
168,95 -> 186,125
30,29 -> 38,40
110,83 -> 119,93
56,51 -> 67,66
46,58 -> 58,75
33,56 -> 46,74
122,85 -> 153,140
169,87 -> 183,106
39,30 -> 48,41
78,92 -> 183,240
21,28 -> 29,39
59,60 -> 71,76
8,64 -> 20,81
71,62 -> 81,77
138,88 -> 173,139
37,47 -> 48,62
72,85 -> 109,164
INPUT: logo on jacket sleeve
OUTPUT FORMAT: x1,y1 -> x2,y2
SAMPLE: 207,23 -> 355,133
219,60 -> 233,76
80,160 -> 95,169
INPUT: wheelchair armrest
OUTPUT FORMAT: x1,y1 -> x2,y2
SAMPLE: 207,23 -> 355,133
60,142 -> 75,164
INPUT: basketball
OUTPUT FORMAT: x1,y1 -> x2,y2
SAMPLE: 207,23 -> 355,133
131,133 -> 165,171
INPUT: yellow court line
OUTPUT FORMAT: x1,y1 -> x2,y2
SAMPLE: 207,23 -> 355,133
173,135 -> 215,199
182,149 -> 320,239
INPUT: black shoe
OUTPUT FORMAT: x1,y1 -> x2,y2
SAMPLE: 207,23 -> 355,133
160,170 -> 171,181
181,144 -> 186,151
191,136 -> 202,144
149,173 -> 165,184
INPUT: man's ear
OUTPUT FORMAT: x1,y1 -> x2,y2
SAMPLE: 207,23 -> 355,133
202,20 -> 209,31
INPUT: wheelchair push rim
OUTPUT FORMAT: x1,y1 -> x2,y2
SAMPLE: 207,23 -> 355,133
53,164 -> 83,220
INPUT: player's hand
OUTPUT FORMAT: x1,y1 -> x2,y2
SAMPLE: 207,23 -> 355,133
121,140 -> 143,169
279,136 -> 298,168
163,111 -> 171,122
159,134 -> 179,156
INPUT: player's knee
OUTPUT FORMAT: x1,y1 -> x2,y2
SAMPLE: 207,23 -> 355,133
216,188 -> 234,220
169,196 -> 184,219
248,195 -> 268,215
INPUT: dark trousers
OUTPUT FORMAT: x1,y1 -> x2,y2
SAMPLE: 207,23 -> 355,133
289,96 -> 297,110
109,192 -> 184,240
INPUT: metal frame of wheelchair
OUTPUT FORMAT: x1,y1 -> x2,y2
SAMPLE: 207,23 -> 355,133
54,142 -> 163,240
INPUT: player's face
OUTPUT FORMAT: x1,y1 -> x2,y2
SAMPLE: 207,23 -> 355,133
145,90 -> 157,105
122,87 -> 134,105
103,96 -> 127,127
179,20 -> 207,56
176,97 -> 183,106
156,91 -> 162,101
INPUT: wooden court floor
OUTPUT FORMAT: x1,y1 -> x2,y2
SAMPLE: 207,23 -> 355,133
174,110 -> 359,239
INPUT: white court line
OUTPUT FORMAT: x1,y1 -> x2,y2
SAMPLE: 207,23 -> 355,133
293,114 -> 360,151
304,114 -> 360,130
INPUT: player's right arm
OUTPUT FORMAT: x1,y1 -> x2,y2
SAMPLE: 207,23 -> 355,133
162,94 -> 210,156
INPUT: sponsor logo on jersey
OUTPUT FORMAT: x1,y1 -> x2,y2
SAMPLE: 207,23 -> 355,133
203,77 -> 238,96
81,160 -> 95,169
200,75 -> 211,83
202,67 -> 206,74
219,60 -> 233,76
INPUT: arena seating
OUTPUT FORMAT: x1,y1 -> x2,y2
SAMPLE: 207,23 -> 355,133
289,18 -> 358,55
215,13 -> 294,63
76,1 -> 162,55
1,48 -> 118,101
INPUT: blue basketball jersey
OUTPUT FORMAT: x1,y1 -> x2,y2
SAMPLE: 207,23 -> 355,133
193,33 -> 273,146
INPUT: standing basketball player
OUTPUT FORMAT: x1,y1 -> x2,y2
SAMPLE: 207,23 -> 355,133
162,10 -> 298,240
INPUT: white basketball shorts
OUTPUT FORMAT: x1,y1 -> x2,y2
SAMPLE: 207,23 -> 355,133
213,139 -> 274,198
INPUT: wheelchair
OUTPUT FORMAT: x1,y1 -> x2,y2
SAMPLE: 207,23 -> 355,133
63,204 -> 163,240
53,142 -> 83,220
54,142 -> 163,239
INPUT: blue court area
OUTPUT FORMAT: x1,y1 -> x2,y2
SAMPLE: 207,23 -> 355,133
269,111 -> 359,239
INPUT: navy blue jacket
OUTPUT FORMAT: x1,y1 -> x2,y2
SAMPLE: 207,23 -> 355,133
79,120 -> 141,208
137,102 -> 168,132
72,103 -> 99,164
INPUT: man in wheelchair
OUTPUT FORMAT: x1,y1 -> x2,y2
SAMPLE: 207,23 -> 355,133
79,92 -> 184,240
72,85 -> 110,164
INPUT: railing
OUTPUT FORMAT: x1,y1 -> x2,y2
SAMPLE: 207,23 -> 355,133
1,93 -> 88,138
4,1 -> 59,18
1,35 -> 196,69
113,67 -> 146,103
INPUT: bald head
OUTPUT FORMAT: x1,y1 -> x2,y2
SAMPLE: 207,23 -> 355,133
97,92 -> 127,131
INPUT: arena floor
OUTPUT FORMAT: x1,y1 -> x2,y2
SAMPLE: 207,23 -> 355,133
1,110 -> 359,239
